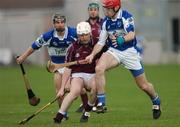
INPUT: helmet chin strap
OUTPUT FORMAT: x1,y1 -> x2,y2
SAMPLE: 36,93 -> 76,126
112,7 -> 120,18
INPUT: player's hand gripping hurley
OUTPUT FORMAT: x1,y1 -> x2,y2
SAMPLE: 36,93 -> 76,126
46,59 -> 88,73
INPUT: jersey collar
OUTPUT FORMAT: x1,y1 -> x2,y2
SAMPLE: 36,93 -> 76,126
54,26 -> 68,40
107,9 -> 122,21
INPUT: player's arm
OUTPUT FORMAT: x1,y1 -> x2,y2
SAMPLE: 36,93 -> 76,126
16,34 -> 47,64
57,67 -> 71,98
86,43 -> 104,63
112,13 -> 136,46
16,47 -> 34,64
86,22 -> 108,63
123,31 -> 135,42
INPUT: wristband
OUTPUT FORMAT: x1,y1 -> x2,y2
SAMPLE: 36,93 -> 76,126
116,36 -> 125,45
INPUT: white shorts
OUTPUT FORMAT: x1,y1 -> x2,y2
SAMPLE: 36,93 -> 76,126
107,47 -> 142,70
72,73 -> 95,87
56,67 -> 65,74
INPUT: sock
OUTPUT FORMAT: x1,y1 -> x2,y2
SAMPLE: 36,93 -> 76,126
58,110 -> 66,115
85,101 -> 94,112
95,97 -> 98,106
152,95 -> 161,105
64,112 -> 68,118
97,93 -> 106,106
80,93 -> 88,108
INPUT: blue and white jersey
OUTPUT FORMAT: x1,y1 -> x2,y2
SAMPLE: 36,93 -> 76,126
98,9 -> 137,51
31,27 -> 77,64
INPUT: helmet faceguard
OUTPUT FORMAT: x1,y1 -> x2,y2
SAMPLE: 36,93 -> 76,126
77,22 -> 91,45
52,13 -> 66,23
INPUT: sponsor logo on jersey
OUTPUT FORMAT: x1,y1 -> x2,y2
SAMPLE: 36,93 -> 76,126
52,42 -> 58,46
117,21 -> 122,28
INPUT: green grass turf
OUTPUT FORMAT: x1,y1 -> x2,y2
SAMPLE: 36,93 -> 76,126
0,64 -> 180,127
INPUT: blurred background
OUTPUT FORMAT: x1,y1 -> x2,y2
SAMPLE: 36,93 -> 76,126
0,0 -> 180,65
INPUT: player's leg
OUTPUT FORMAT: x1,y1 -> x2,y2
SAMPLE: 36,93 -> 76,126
95,52 -> 119,113
134,73 -> 161,119
54,71 -> 63,107
54,68 -> 71,121
75,88 -> 88,113
123,47 -> 161,119
54,77 -> 84,124
80,75 -> 96,122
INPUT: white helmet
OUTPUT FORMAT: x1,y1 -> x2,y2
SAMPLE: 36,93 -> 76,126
77,22 -> 91,35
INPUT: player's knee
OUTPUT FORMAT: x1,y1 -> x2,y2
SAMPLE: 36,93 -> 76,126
81,88 -> 86,94
95,65 -> 105,75
138,83 -> 149,91
69,92 -> 79,100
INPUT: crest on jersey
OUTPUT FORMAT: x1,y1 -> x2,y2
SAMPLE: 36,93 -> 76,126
128,17 -> 134,25
122,17 -> 134,29
75,53 -> 80,58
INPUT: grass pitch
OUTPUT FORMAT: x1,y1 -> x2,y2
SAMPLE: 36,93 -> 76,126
0,64 -> 180,127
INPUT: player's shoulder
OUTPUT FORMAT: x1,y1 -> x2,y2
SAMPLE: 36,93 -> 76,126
67,41 -> 79,52
102,17 -> 109,22
121,9 -> 133,19
72,41 -> 79,47
101,17 -> 109,26
98,17 -> 104,25
42,29 -> 54,40
67,26 -> 77,35
67,26 -> 77,42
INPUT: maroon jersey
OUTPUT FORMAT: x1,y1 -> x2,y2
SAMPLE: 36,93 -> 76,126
66,40 -> 96,74
87,18 -> 108,59
87,17 -> 103,45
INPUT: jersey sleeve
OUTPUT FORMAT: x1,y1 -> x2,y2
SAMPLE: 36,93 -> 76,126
97,21 -> 108,46
122,10 -> 135,33
71,27 -> 78,40
31,30 -> 52,50
68,27 -> 78,42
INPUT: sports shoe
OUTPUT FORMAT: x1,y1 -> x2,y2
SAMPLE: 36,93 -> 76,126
92,106 -> 97,112
96,103 -> 107,114
152,105 -> 161,119
76,104 -> 84,113
53,112 -> 63,124
80,111 -> 90,123
62,113 -> 69,122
